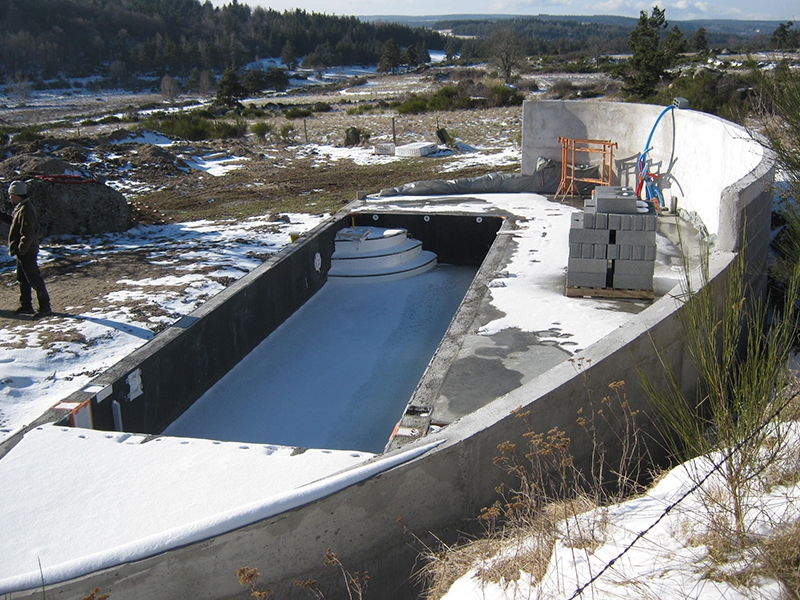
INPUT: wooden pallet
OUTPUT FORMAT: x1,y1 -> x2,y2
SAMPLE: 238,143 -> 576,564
565,286 -> 654,301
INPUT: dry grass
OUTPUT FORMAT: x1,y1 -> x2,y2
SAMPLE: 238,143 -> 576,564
420,379 -> 647,600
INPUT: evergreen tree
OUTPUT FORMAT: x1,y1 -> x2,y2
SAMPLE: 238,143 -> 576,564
624,6 -> 685,99
241,68 -> 269,94
215,68 -> 246,106
416,41 -> 431,64
377,38 -> 401,74
281,40 -> 299,70
264,67 -> 289,91
769,22 -> 798,50
403,44 -> 419,72
444,37 -> 460,63
688,27 -> 708,53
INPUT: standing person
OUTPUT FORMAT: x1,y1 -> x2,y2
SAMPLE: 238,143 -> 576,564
2,181 -> 51,317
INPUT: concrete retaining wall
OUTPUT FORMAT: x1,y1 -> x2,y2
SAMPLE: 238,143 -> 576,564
51,218 -> 338,435
7,102 -> 775,599
521,100 -> 773,253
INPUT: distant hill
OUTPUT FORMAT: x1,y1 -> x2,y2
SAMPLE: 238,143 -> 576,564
360,14 -> 783,37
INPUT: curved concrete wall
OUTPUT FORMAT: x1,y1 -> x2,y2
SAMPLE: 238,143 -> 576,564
8,102 -> 775,600
521,100 -> 773,255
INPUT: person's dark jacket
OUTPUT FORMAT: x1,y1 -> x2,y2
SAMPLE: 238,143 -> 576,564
7,200 -> 40,256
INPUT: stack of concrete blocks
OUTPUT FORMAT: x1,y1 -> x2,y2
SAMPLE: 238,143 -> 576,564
567,186 -> 657,291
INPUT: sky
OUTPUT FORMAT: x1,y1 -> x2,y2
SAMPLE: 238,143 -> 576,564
207,0 -> 797,23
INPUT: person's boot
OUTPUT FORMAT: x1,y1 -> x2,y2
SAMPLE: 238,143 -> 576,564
33,306 -> 52,318
14,305 -> 34,315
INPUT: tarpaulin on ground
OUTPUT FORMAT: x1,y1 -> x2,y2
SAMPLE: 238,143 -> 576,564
377,158 -> 600,197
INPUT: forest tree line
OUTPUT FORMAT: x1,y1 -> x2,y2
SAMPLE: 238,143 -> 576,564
1,0 -> 797,89
0,0 -> 445,81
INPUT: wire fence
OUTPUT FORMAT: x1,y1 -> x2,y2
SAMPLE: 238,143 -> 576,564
566,388 -> 798,599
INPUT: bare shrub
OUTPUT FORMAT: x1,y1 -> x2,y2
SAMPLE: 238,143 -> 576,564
420,376 -> 649,598
160,74 -> 181,104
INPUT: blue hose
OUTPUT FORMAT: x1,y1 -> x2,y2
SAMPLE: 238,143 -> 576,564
638,104 -> 676,209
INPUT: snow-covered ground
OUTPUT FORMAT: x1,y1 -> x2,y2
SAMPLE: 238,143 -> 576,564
0,212 -> 327,442
441,423 -> 800,600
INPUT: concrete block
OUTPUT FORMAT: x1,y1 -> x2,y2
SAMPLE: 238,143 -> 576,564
617,214 -> 633,230
613,260 -> 655,276
595,212 -> 608,229
615,245 -> 632,260
613,273 -> 654,290
628,214 -> 658,231
594,185 -> 635,196
591,187 -> 659,219
630,244 -> 657,261
567,271 -> 608,288
374,143 -> 396,156
568,258 -> 609,273
569,243 -> 608,259
594,195 -> 638,214
608,214 -> 622,230
607,244 -> 619,260
395,142 -> 438,157
569,224 -> 610,244
571,212 -> 587,229
615,230 -> 656,245
584,198 -> 596,212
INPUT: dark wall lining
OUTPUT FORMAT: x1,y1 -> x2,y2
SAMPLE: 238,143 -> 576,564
61,212 -> 503,437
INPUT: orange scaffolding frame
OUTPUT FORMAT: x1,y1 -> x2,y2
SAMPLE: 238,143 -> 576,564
555,137 -> 617,200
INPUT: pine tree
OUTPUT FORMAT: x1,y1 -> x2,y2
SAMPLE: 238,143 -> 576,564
688,27 -> 708,53
624,6 -> 685,99
215,68 -> 246,106
281,40 -> 299,70
378,39 -> 401,74
403,45 -> 419,72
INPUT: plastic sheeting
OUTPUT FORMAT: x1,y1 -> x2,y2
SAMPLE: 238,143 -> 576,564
377,158 -> 600,197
